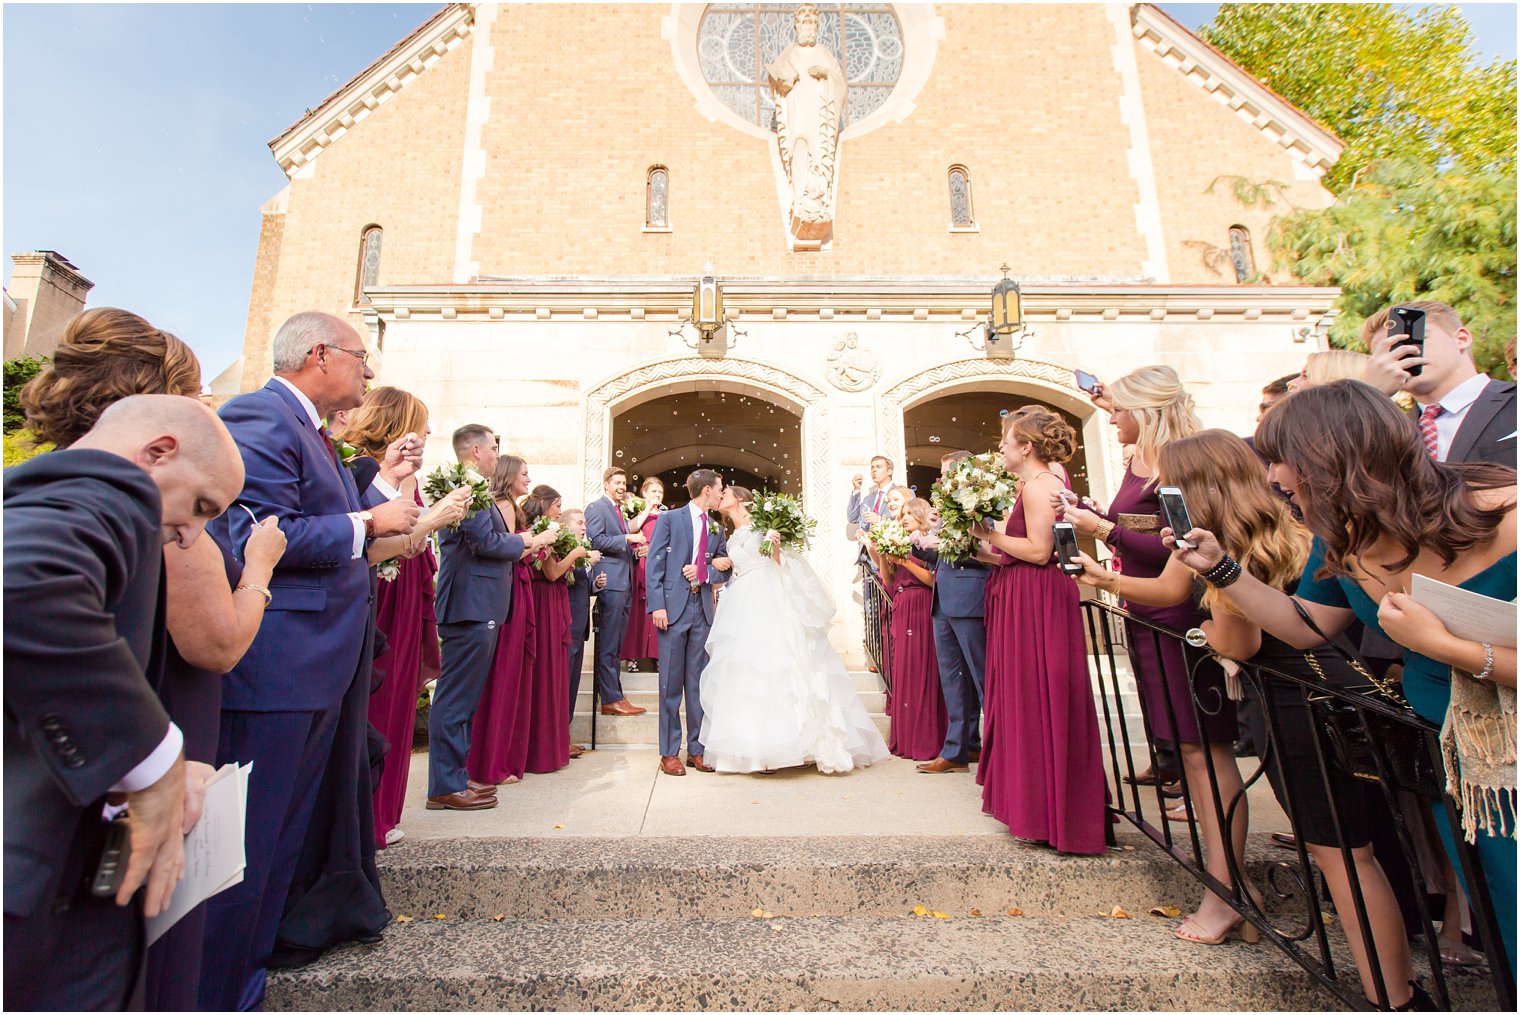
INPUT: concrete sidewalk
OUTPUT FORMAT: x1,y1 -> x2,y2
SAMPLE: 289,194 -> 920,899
393,747 -> 1291,842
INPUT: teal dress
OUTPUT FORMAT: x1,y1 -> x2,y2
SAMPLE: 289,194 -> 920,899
1296,538 -> 1517,976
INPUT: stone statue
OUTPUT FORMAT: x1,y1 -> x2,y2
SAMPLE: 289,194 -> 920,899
766,3 -> 848,247
825,332 -> 880,392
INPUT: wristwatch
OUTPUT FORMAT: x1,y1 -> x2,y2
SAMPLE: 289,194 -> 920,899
359,510 -> 375,539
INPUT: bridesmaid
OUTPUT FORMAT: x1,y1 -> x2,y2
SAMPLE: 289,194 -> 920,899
467,455 -> 541,786
342,388 -> 470,847
620,477 -> 666,671
872,497 -> 947,760
973,407 -> 1106,854
518,485 -> 596,772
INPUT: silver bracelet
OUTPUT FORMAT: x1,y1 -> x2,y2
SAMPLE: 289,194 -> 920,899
1474,642 -> 1495,681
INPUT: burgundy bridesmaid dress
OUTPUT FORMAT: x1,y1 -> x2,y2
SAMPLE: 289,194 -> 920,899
620,511 -> 661,662
368,492 -> 440,847
975,534 -> 1015,808
885,563 -> 947,760
466,527 -> 538,784
523,558 -> 572,773
981,491 -> 1107,854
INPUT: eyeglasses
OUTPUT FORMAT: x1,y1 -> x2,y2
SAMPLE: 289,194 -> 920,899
324,344 -> 370,368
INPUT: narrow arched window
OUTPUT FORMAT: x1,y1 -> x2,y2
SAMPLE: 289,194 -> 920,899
948,166 -> 974,228
355,225 -> 382,305
646,167 -> 669,229
1228,225 -> 1254,282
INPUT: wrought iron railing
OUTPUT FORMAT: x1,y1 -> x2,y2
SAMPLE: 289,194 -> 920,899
860,561 -> 894,693
1083,597 -> 1513,1012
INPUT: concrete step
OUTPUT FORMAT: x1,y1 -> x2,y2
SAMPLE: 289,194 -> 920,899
265,912 -> 1406,1012
571,712 -> 891,746
361,834 -> 1289,923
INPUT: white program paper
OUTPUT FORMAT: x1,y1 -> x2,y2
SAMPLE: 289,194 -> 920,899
145,761 -> 251,945
1409,574 -> 1518,649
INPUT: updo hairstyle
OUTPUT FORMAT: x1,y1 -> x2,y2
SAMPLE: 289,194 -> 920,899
1001,405 -> 1076,464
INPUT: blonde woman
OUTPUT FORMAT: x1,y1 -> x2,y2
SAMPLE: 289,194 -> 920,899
1059,365 -> 1213,792
1288,349 -> 1371,393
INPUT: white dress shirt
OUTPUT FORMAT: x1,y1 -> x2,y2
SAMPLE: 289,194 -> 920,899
272,376 -> 367,559
689,503 -> 707,568
1418,373 -> 1491,462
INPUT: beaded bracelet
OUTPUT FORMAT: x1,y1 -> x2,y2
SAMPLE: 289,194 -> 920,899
1474,642 -> 1495,681
1200,555 -> 1243,589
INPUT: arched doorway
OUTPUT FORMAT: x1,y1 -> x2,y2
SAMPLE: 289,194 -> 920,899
609,389 -> 803,509
902,392 -> 1092,500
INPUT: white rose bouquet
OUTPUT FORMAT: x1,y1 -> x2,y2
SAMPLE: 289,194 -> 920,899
867,518 -> 914,559
621,494 -> 646,520
746,490 -> 816,556
422,462 -> 493,530
930,452 -> 1018,559
529,516 -> 583,569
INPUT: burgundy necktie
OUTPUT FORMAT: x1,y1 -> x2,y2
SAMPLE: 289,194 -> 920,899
616,498 -> 628,533
872,492 -> 883,515
319,426 -> 342,468
696,513 -> 709,583
1418,404 -> 1443,460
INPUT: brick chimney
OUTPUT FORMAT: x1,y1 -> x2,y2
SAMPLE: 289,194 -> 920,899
4,251 -> 94,360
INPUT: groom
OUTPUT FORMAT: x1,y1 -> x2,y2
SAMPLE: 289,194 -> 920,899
646,469 -> 729,776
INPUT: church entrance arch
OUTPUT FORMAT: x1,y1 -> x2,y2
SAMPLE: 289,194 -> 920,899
583,357 -> 836,572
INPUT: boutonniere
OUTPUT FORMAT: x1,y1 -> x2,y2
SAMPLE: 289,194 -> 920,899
333,436 -> 361,466
376,558 -> 400,582
707,518 -> 723,538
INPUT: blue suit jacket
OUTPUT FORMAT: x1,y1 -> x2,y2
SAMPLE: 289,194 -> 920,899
208,380 -> 371,712
435,500 -> 525,626
913,545 -> 990,619
586,496 -> 634,592
646,507 -> 729,625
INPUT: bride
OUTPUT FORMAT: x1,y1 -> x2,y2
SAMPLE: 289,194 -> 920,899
699,486 -> 890,774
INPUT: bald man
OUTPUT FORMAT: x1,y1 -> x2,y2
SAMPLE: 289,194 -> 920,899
5,395 -> 243,1010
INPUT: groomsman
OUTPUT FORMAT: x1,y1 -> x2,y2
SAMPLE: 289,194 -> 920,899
586,467 -> 648,716
428,425 -> 554,808
845,454 -> 894,543
200,312 -> 419,1011
646,469 -> 729,776
4,396 -> 243,1010
912,450 -> 989,773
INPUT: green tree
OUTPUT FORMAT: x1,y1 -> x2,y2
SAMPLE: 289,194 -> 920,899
1268,160 -> 1515,376
3,355 -> 46,434
1201,4 -> 1516,194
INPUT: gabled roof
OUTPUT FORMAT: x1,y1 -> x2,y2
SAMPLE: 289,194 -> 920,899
1132,4 -> 1344,172
268,3 -> 474,176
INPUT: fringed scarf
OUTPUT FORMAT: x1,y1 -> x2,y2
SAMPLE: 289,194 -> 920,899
1441,668 -> 1517,843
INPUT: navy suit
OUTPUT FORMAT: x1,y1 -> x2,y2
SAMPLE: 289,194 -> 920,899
646,506 -> 728,757
429,499 -> 526,796
586,495 -> 636,704
1449,379 -> 1517,467
201,379 -> 372,1011
567,574 -> 596,722
914,545 -> 989,762
4,450 -> 170,1010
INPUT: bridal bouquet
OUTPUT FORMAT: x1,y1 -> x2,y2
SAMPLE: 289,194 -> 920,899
930,452 -> 1018,559
867,518 -> 914,559
621,494 -> 646,520
747,490 -> 816,556
422,462 -> 493,530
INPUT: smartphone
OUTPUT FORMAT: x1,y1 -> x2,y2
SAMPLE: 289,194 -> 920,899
1388,306 -> 1426,378
1074,369 -> 1100,394
1157,485 -> 1196,550
1053,521 -> 1084,574
91,815 -> 131,898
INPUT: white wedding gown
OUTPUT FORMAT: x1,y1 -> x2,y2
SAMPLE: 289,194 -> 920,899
699,526 -> 890,774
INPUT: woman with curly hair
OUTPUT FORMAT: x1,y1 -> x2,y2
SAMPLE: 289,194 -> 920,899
973,407 -> 1106,854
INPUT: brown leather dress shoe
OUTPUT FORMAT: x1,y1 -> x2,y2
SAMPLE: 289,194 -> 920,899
686,754 -> 715,773
916,757 -> 965,774
467,780 -> 498,795
601,699 -> 647,716
425,788 -> 499,811
659,755 -> 687,776
568,744 -> 587,759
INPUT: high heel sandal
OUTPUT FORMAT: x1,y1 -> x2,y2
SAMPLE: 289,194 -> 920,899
1174,913 -> 1260,946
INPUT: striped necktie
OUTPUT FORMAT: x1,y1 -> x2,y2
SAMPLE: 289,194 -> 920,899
1418,404 -> 1443,460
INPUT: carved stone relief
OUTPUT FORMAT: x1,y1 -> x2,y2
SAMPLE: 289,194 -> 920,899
824,332 -> 880,391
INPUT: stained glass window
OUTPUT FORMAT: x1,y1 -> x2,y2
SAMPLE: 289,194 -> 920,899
355,225 -> 382,305
698,4 -> 904,131
948,166 -> 972,227
1228,226 -> 1254,282
647,167 -> 669,228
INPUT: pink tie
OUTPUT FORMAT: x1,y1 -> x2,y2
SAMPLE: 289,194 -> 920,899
696,514 -> 709,583
873,492 -> 883,515
1418,404 -> 1443,460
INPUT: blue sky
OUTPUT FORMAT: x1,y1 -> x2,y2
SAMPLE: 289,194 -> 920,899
4,2 -> 1516,381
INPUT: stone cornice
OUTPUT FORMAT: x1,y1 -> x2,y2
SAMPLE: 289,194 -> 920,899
362,279 -> 1338,321
1131,4 -> 1344,172
269,3 -> 474,177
